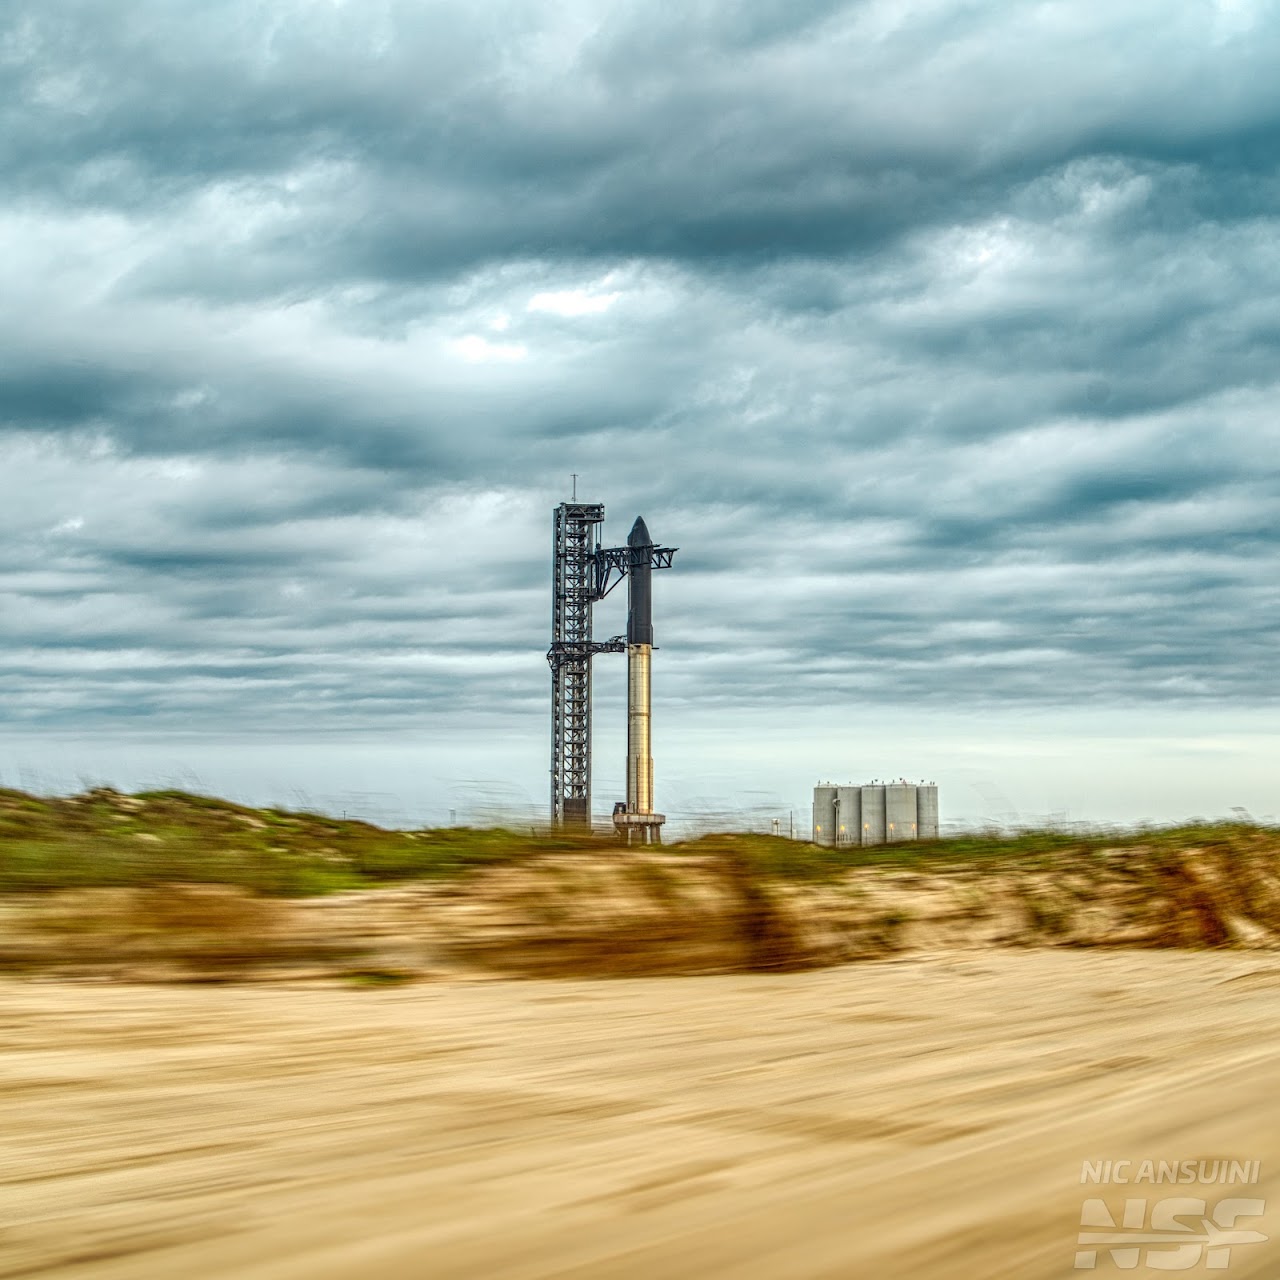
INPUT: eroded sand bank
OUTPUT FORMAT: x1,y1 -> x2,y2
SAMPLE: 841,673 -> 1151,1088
4,951 -> 1280,1278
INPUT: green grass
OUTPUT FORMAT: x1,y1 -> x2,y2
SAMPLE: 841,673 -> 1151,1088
667,822 -> 1279,882
0,786 -> 618,896
1,785 -> 1275,897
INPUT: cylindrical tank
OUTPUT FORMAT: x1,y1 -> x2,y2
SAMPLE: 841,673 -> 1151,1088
835,786 -> 862,846
812,784 -> 837,846
861,785 -> 887,845
886,783 -> 918,843
917,784 -> 939,840
626,643 -> 652,813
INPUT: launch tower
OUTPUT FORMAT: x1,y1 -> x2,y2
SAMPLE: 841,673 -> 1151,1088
547,502 -> 623,828
547,500 -> 675,832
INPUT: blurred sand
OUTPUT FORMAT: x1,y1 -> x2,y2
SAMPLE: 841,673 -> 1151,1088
4,951 -> 1280,1278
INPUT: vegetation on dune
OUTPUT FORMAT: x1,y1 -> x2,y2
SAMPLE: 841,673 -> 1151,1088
3,787 -> 1280,980
671,822 -> 1278,881
0,784 -> 1274,897
0,786 -> 614,896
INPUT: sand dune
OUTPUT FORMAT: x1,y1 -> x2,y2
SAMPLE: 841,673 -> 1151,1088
4,952 -> 1280,1277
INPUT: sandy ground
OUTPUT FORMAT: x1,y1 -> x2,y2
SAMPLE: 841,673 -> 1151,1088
4,951 -> 1280,1279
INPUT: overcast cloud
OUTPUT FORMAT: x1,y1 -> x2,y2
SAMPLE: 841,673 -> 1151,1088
3,0 -> 1279,828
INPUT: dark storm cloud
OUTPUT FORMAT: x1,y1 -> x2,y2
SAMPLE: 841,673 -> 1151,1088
2,0 -> 1280,742
8,1 -> 1280,289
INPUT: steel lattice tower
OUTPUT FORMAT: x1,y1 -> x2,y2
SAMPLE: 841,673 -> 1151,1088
547,503 -> 622,827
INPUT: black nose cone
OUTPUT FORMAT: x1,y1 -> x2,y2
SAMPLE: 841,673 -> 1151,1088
628,516 -> 653,548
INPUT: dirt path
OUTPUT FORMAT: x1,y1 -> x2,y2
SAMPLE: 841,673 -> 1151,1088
4,951 -> 1280,1278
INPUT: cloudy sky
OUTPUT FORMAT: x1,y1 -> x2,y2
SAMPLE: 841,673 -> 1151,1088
3,0 -> 1279,831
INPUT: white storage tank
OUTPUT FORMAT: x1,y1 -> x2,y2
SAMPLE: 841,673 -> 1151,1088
812,785 -> 837,846
835,786 -> 862,846
860,785 -> 887,845
917,784 -> 939,840
885,783 -> 918,843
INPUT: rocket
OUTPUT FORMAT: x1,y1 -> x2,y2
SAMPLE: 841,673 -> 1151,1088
627,516 -> 654,818
616,515 -> 664,843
